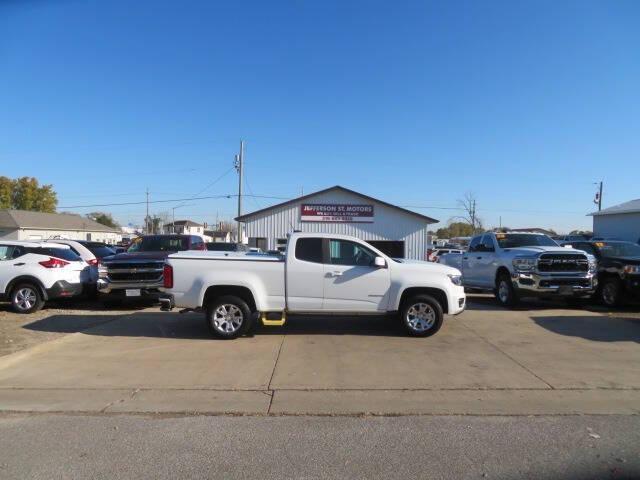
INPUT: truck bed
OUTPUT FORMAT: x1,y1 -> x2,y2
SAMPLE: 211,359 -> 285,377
167,251 -> 286,311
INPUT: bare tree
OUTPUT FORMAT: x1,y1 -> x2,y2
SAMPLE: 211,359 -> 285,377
454,192 -> 483,234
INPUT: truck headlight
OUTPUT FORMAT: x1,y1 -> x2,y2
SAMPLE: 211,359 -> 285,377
588,259 -> 598,273
448,274 -> 463,286
512,257 -> 536,272
98,265 -> 108,278
623,265 -> 640,274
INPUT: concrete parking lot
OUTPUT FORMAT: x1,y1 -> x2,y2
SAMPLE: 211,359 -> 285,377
0,296 -> 638,415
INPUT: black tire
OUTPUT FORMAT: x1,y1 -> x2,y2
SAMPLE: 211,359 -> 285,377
205,295 -> 253,340
10,283 -> 44,314
399,294 -> 443,337
495,272 -> 519,308
599,277 -> 622,307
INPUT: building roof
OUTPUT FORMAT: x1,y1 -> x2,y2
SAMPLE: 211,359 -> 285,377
165,219 -> 203,227
235,185 -> 439,224
0,210 -> 121,233
589,199 -> 640,216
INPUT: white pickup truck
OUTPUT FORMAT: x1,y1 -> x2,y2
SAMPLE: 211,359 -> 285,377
160,232 -> 466,339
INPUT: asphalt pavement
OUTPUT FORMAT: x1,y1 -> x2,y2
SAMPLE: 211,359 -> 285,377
0,414 -> 638,479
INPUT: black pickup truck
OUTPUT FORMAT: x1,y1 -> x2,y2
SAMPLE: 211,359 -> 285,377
97,234 -> 206,300
562,240 -> 640,306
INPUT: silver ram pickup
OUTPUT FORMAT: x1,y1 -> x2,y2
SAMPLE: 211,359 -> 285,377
438,232 -> 597,307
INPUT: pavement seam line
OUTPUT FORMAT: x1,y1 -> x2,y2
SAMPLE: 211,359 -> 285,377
459,319 -> 556,390
266,335 -> 286,414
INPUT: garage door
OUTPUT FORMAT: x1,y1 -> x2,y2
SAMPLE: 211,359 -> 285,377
368,241 -> 405,258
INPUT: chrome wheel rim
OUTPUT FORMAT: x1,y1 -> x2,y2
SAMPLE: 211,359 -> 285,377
602,284 -> 617,305
212,304 -> 243,334
498,281 -> 510,303
15,287 -> 37,311
406,303 -> 435,332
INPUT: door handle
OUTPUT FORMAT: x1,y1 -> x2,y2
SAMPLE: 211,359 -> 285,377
463,257 -> 468,260
331,271 -> 343,277
13,262 -> 25,266
477,256 -> 482,259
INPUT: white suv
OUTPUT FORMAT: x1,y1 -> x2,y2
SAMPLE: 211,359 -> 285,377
0,241 -> 86,313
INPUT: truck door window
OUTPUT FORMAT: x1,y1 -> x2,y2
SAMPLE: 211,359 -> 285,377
295,238 -> 323,263
468,236 -> 482,252
329,239 -> 376,266
480,235 -> 495,252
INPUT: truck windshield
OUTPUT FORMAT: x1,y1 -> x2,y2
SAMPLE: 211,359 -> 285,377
495,234 -> 558,248
127,236 -> 188,252
595,241 -> 640,258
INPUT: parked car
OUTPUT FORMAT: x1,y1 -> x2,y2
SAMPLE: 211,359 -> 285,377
98,234 -> 206,300
438,232 -> 597,307
429,248 -> 465,262
205,242 -> 248,252
562,240 -> 640,306
160,232 -> 466,339
45,239 -> 102,295
0,240 -> 85,313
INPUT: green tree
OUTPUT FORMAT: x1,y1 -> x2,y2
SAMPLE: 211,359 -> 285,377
435,221 -> 476,239
7,177 -> 57,213
0,177 -> 12,209
88,212 -> 120,229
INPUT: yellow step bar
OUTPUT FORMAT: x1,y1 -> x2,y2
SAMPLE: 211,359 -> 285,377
260,311 -> 286,326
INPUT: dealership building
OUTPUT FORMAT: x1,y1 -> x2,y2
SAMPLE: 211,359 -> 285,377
236,186 -> 438,260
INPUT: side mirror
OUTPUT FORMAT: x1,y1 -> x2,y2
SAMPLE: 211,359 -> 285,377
374,256 -> 386,268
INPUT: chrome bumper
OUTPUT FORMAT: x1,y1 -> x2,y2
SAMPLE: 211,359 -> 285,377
97,279 -> 164,294
512,271 -> 597,296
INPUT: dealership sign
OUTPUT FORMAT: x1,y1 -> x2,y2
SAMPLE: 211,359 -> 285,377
300,204 -> 374,223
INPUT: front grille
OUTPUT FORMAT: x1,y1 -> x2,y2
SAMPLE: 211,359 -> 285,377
103,261 -> 164,284
538,253 -> 588,272
109,272 -> 163,282
105,262 -> 163,270
539,279 -> 591,287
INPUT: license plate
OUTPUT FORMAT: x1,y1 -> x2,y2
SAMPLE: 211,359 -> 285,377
125,289 -> 141,297
558,285 -> 574,296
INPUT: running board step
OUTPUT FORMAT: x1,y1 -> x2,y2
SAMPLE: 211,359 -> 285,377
260,311 -> 286,326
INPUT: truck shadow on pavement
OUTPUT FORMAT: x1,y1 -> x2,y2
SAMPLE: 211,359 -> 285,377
22,312 -> 407,339
531,315 -> 640,343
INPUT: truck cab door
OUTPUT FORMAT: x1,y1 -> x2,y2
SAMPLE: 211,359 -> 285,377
475,235 -> 497,288
286,237 -> 325,311
462,236 -> 482,286
323,239 -> 390,312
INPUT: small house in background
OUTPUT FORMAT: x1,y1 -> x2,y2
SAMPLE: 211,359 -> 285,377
0,209 -> 122,244
589,199 -> 640,243
163,220 -> 204,236
204,229 -> 232,243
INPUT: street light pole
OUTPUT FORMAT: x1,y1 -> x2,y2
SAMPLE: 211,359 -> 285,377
235,140 -> 244,244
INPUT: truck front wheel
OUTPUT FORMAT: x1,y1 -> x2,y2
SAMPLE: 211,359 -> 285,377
400,294 -> 443,337
495,273 -> 519,308
205,295 -> 253,340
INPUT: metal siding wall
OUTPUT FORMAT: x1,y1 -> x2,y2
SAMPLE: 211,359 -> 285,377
243,190 -> 431,259
593,213 -> 640,242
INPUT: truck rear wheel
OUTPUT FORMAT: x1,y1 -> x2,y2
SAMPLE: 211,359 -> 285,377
495,273 -> 519,308
400,294 -> 443,337
205,295 -> 253,340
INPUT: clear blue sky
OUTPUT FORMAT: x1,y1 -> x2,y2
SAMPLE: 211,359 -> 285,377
1,0 -> 638,232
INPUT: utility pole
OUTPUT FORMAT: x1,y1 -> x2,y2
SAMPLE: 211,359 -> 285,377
234,140 -> 244,243
598,181 -> 603,211
471,200 -> 477,233
145,188 -> 149,234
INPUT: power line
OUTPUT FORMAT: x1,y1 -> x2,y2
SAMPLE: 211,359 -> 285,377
58,193 -> 290,209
